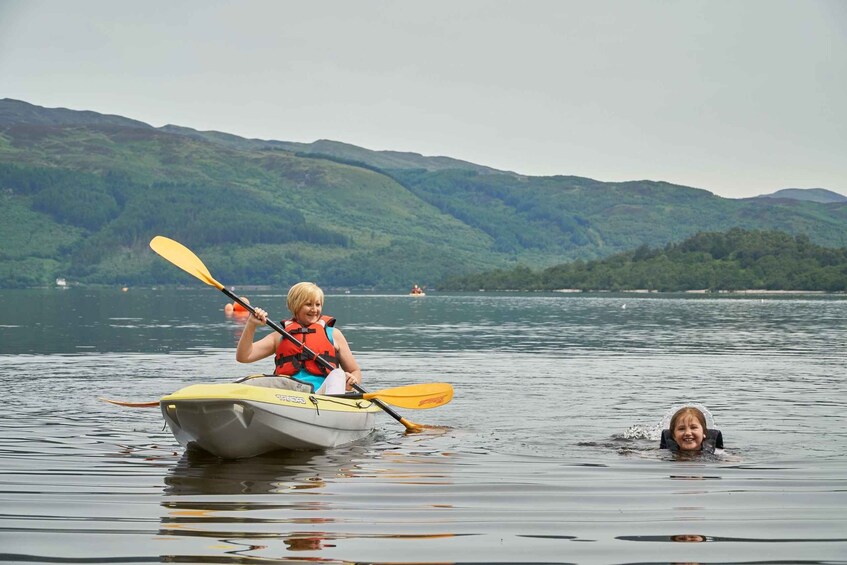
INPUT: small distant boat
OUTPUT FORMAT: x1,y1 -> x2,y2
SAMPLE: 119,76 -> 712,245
55,278 -> 67,288
409,284 -> 426,297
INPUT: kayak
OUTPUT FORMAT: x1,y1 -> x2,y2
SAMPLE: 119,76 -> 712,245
159,382 -> 382,459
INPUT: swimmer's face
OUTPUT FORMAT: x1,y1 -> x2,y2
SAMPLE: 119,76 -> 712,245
671,534 -> 705,543
672,415 -> 705,451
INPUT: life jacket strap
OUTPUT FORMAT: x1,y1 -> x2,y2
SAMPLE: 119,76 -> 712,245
277,351 -> 339,374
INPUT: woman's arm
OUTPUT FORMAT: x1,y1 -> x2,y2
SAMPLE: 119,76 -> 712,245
235,308 -> 279,363
332,328 -> 362,390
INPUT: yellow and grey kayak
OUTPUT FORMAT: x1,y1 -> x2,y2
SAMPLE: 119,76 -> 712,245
160,383 -> 382,459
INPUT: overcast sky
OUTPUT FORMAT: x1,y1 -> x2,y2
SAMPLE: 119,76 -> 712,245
1,0 -> 844,198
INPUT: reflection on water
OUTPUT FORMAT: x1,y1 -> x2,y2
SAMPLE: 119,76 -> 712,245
0,290 -> 845,563
621,533 -> 847,544
163,448 -> 367,496
156,438 -> 466,563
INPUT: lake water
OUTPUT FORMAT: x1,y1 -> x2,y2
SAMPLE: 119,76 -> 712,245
1,288 -> 845,564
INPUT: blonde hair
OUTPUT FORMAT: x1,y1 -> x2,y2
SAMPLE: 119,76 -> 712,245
286,282 -> 324,315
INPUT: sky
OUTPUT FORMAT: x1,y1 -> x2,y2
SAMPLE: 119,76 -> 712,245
0,0 -> 845,199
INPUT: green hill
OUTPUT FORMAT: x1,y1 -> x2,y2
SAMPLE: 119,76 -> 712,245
439,229 -> 847,292
1,98 -> 846,289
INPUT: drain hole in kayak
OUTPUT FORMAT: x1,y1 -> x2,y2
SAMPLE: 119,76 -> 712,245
165,404 -> 180,428
233,403 -> 254,427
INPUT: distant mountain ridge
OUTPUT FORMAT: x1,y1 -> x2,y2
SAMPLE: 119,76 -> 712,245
159,124 -> 507,174
0,98 -> 501,174
1,98 -> 846,289
4,98 -> 840,197
756,188 -> 847,203
0,98 -> 152,129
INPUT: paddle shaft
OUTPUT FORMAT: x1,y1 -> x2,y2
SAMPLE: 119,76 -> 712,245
102,382 -> 451,410
221,287 -> 413,426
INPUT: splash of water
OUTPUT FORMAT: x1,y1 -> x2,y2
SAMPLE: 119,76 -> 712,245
624,403 -> 717,442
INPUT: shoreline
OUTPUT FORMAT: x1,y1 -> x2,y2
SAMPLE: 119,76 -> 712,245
552,288 -> 839,295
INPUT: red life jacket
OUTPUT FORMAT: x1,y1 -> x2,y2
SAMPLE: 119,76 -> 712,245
273,315 -> 339,377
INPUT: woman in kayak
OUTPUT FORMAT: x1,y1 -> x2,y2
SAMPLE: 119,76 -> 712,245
235,282 -> 362,394
660,405 -> 724,453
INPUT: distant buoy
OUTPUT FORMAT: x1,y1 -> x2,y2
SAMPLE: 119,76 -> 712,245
232,297 -> 250,312
121,287 -> 129,292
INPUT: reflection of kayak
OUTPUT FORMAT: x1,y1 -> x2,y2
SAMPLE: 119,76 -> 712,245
160,382 -> 381,459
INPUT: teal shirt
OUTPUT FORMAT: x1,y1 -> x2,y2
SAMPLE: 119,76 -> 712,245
290,326 -> 335,391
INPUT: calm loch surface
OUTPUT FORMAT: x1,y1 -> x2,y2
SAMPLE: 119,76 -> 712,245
1,288 -> 845,564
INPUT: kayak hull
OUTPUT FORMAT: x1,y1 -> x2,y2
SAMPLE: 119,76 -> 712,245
159,383 -> 381,459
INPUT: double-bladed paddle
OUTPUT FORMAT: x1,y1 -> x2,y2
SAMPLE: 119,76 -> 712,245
148,235 -> 449,432
100,381 -> 454,410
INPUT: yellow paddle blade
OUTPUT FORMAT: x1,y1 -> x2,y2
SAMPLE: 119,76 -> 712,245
149,236 -> 223,290
363,382 -> 453,410
400,417 -> 424,433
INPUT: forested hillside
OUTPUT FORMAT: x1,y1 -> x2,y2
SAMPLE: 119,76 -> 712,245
1,98 -> 846,289
439,229 -> 847,292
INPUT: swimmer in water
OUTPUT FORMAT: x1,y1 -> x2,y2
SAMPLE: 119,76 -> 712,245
660,406 -> 724,454
671,406 -> 707,451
